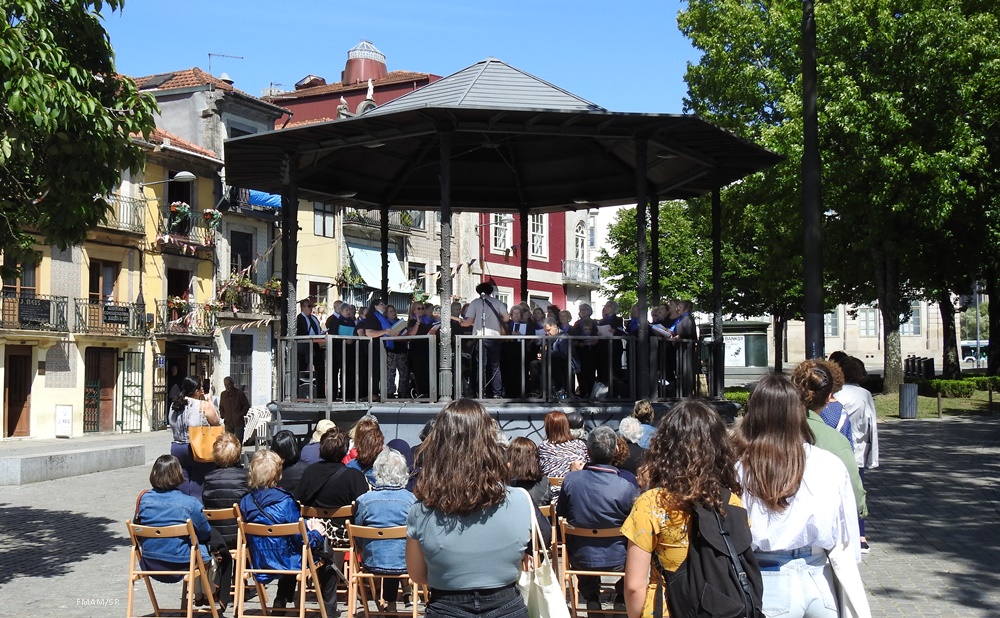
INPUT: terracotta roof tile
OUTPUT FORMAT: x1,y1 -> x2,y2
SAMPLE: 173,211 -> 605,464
133,128 -> 221,160
266,70 -> 436,101
132,68 -> 289,113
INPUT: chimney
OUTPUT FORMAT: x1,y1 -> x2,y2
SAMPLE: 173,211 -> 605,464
219,72 -> 234,85
342,40 -> 387,85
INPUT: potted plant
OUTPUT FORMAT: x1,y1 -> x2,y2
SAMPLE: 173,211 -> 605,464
203,208 -> 223,230
169,202 -> 191,231
167,296 -> 190,312
262,276 -> 282,297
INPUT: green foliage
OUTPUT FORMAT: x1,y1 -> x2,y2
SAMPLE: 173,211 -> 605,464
968,375 -> 1000,391
597,201 -> 712,309
959,302 -> 989,340
723,388 -> 750,409
927,379 -> 976,398
0,0 -> 157,273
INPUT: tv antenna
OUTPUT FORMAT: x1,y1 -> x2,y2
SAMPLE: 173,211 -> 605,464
208,53 -> 243,76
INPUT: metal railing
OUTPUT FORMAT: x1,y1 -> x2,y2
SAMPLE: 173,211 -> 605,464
73,298 -> 146,336
338,288 -> 412,314
561,259 -> 601,287
0,293 -> 69,331
152,300 -> 216,336
158,205 -> 216,248
343,207 -> 413,232
217,283 -> 281,316
102,194 -> 146,234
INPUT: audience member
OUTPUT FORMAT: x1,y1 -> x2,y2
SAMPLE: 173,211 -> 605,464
168,375 -> 221,501
301,419 -> 336,465
538,410 -> 589,482
347,417 -> 384,487
616,417 -> 646,476
631,400 -> 657,449
202,433 -> 249,549
271,430 -> 309,494
833,355 -> 879,552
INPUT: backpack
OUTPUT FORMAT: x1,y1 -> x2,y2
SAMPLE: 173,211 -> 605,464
653,489 -> 764,618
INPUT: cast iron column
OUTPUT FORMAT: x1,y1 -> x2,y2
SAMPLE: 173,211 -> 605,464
651,196 -> 660,303
280,152 -> 298,338
520,206 -> 529,303
712,187 -> 724,397
635,138 -> 650,398
802,0 -> 824,359
438,133 -> 454,400
380,204 -> 390,300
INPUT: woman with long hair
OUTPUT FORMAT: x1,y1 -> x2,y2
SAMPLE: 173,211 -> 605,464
734,373 -> 869,618
406,399 -> 533,617
792,358 -> 853,448
347,417 -> 384,487
537,410 -> 589,480
168,375 -> 222,501
622,400 -> 750,618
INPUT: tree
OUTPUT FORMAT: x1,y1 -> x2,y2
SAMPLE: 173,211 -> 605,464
0,0 -> 156,274
679,0 -> 1000,391
960,302 -> 989,341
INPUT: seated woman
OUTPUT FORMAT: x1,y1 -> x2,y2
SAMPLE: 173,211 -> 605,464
346,417 -> 384,487
202,433 -> 249,549
239,450 -> 339,615
295,425 -> 370,542
272,430 -> 310,494
135,454 -> 228,607
354,448 -> 417,612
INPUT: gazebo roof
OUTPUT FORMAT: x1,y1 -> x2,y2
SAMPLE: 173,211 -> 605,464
225,58 -> 782,212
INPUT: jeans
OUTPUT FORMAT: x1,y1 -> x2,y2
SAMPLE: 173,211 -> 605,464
480,340 -> 503,397
758,551 -> 837,618
427,585 -> 527,618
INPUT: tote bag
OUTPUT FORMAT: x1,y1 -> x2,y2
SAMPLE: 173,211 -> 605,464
516,488 -> 570,618
189,424 -> 225,463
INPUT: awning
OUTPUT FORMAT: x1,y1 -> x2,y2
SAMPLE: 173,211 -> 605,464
248,189 -> 282,208
348,244 -> 408,292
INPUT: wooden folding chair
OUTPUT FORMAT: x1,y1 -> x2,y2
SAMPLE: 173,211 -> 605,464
538,504 -> 559,575
345,524 -> 424,618
126,519 -> 220,618
204,506 -> 268,608
235,517 -> 329,618
301,503 -> 354,595
559,519 -> 628,618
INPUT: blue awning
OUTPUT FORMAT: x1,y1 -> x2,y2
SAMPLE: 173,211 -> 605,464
248,190 -> 282,208
347,244 -> 408,292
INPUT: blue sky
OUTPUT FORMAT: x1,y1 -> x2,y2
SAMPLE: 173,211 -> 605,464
103,1 -> 698,114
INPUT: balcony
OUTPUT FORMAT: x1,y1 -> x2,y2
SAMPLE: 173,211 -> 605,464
0,293 -> 69,332
343,207 -> 412,233
152,299 -> 216,337
73,299 -> 146,336
217,282 -> 282,318
561,259 -> 601,289
101,194 -> 146,234
157,205 -> 216,252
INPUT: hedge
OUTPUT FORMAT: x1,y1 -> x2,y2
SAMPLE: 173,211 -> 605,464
724,389 -> 750,408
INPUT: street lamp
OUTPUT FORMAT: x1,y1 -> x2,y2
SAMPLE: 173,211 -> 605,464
139,170 -> 196,188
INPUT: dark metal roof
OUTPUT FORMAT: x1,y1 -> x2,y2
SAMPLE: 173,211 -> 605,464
224,61 -> 782,213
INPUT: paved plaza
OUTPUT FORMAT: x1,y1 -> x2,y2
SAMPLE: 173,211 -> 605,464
0,414 -> 998,616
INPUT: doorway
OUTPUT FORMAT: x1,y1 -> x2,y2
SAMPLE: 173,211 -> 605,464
84,347 -> 117,433
4,345 -> 33,437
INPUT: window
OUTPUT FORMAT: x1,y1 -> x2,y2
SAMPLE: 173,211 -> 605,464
588,214 -> 597,248
496,291 -> 511,307
230,334 -> 253,395
89,260 -> 118,303
408,263 -> 426,293
230,231 -> 254,275
859,307 -> 879,338
574,221 -> 587,261
824,309 -> 839,337
901,300 -> 922,336
2,260 -> 37,298
309,281 -> 326,305
491,214 -> 511,251
313,202 -> 335,238
167,170 -> 193,235
408,210 -> 426,230
529,214 -> 547,258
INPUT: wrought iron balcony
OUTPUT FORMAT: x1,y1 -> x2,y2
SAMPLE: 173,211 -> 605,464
217,282 -> 282,317
561,259 -> 601,288
152,299 -> 216,336
101,194 -> 146,234
157,205 -> 217,251
0,293 -> 69,332
73,298 -> 146,336
343,207 -> 413,233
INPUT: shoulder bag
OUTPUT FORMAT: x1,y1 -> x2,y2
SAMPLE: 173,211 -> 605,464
515,488 -> 570,618
189,400 -> 225,463
484,298 -> 509,335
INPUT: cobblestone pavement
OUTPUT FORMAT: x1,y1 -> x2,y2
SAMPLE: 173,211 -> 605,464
0,416 -> 998,616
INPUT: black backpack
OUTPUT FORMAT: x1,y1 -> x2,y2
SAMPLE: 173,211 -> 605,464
653,490 -> 764,618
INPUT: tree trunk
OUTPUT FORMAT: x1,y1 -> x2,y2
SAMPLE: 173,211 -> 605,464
988,267 -> 998,376
938,290 -> 961,378
773,312 -> 786,373
872,246 -> 903,393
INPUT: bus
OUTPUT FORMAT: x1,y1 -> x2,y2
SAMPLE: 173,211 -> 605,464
960,340 -> 989,363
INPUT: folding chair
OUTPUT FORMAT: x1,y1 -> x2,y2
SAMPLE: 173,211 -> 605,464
345,524 -> 424,618
203,506 -> 268,608
300,503 -> 354,595
538,504 -> 560,575
559,520 -> 628,618
235,517 -> 329,618
126,519 -> 220,618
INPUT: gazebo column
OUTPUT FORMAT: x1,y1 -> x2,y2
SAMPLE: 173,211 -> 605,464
651,195 -> 660,303
519,206 -> 529,303
280,152 -> 299,338
711,186 -> 725,397
380,204 -> 390,299
437,132 -> 454,401
634,138 -> 650,399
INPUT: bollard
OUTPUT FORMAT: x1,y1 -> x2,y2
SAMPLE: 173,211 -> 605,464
899,383 -> 918,419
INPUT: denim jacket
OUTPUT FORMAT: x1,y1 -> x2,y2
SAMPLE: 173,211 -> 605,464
135,489 -> 212,563
353,485 -> 416,573
239,487 -> 324,582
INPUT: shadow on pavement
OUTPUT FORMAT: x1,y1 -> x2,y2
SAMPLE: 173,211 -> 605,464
866,415 -> 1000,613
0,504 -> 125,585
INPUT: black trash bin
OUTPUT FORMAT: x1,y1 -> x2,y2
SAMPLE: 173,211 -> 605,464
899,383 -> 918,419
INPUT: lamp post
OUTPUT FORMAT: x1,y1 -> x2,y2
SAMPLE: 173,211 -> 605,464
802,0 -> 824,359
